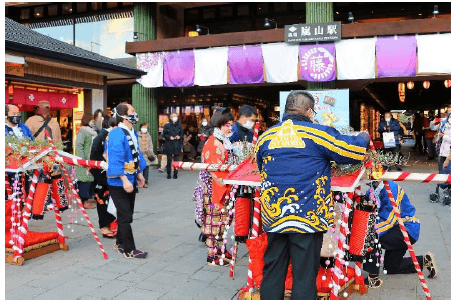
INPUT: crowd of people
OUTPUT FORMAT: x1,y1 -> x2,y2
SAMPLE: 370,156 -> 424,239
5,95 -> 446,298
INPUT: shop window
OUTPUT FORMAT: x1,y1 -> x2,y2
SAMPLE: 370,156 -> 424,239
186,9 -> 199,21
273,3 -> 288,13
77,3 -> 87,13
203,8 -> 216,19
237,4 -> 250,16
107,3 -> 118,9
34,7 -> 44,18
62,3 -> 72,15
20,8 -> 30,20
48,4 -> 58,16
220,6 -> 233,18
256,4 -> 269,15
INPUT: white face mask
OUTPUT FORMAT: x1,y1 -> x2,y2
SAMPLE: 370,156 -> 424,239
201,121 -> 208,127
385,118 -> 391,122
244,120 -> 254,130
141,128 -> 148,133
172,117 -> 178,123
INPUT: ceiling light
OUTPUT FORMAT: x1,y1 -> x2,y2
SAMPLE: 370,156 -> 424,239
348,12 -> 354,23
433,5 -> 439,15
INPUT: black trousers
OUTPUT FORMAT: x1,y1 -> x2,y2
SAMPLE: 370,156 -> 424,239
414,134 -> 424,154
166,154 -> 180,175
363,225 -> 423,275
260,232 -> 324,300
143,166 -> 150,184
109,186 -> 136,253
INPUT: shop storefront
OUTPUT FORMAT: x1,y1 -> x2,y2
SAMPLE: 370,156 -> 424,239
5,17 -> 145,152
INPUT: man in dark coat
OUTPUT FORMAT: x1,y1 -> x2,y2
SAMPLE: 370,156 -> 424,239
378,112 -> 403,171
162,113 -> 183,179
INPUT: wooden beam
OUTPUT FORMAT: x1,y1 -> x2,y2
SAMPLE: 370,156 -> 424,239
126,18 -> 451,54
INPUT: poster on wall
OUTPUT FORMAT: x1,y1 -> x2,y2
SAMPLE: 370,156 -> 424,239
279,89 -> 350,132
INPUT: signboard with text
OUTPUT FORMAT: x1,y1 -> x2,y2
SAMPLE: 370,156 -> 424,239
279,89 -> 350,132
285,22 -> 341,43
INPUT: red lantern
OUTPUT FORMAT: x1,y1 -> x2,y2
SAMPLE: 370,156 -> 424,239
407,81 -> 414,90
445,79 -> 451,88
398,82 -> 405,92
423,81 -> 430,89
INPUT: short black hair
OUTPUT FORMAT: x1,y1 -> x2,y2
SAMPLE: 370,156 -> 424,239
238,105 -> 257,119
214,112 -> 235,128
284,91 -> 315,114
108,116 -> 118,128
428,110 -> 435,115
93,109 -> 104,120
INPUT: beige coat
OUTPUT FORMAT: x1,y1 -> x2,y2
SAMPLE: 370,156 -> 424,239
139,131 -> 157,166
25,115 -> 62,144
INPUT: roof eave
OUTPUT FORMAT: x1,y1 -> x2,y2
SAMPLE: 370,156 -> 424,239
5,41 -> 146,78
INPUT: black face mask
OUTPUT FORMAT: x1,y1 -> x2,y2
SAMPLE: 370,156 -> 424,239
7,115 -> 21,125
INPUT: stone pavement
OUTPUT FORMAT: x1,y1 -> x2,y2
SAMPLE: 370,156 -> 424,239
5,153 -> 451,300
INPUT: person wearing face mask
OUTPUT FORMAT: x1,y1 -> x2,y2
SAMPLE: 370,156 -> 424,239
256,91 -> 369,300
106,103 -> 147,259
437,112 -> 451,173
25,100 -> 62,144
197,117 -> 213,155
197,108 -> 236,266
5,104 -> 33,140
378,112 -> 403,171
229,104 -> 258,143
162,113 -> 183,179
422,110 -> 438,161
138,122 -> 156,188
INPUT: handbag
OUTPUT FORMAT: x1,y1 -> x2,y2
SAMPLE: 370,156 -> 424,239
145,150 -> 156,162
383,132 -> 396,148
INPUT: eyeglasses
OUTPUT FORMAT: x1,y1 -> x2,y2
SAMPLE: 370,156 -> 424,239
311,108 -> 317,116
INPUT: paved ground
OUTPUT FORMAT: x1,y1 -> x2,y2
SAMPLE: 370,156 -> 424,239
5,144 -> 451,300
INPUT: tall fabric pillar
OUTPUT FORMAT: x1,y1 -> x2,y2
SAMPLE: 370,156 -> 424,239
132,3 -> 158,153
306,2 -> 335,90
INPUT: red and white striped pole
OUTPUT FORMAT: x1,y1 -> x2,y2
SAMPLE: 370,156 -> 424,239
383,181 -> 432,300
172,161 -> 238,172
44,130 -> 108,260
13,169 -> 39,260
245,189 -> 262,292
51,198 -> 67,245
5,173 -> 13,198
56,156 -> 106,170
252,122 -> 260,144
380,172 -> 450,184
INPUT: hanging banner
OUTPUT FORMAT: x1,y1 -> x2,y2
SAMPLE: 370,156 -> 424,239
376,36 -> 417,77
279,89 -> 350,132
163,50 -> 195,87
299,43 -> 336,82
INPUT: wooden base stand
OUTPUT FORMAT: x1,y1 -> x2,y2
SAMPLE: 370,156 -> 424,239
5,241 -> 69,266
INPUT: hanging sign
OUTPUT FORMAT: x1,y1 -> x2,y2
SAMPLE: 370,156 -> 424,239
5,63 -> 24,77
285,22 -> 342,43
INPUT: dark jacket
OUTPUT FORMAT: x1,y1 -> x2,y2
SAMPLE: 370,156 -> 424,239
229,122 -> 253,143
197,124 -> 213,152
162,121 -> 183,155
378,119 -> 401,144
89,128 -> 109,186
256,113 -> 368,234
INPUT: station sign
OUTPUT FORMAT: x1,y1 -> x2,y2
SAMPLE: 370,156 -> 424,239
285,21 -> 342,43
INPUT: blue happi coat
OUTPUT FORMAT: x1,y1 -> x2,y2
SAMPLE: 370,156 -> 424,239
366,181 -> 420,242
105,126 -> 147,187
5,123 -> 34,141
255,114 -> 368,234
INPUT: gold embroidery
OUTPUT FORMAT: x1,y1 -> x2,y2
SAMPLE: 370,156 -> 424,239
268,120 -> 306,149
124,161 -> 136,174
314,176 -> 329,215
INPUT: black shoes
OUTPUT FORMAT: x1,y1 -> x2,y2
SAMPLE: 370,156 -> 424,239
424,252 -> 438,278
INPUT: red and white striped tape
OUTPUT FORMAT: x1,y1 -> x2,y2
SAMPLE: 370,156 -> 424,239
380,172 -> 450,184
383,181 -> 431,300
51,198 -> 66,245
172,161 -> 237,172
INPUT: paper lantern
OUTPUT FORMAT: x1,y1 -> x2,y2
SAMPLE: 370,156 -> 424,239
398,82 -> 405,92
445,79 -> 451,88
188,31 -> 199,37
423,81 -> 430,89
407,81 -> 414,90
